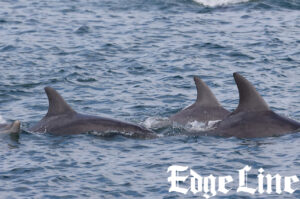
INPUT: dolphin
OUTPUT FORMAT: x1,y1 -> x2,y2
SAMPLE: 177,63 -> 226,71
170,76 -> 230,126
0,120 -> 21,134
208,73 -> 300,138
29,87 -> 157,139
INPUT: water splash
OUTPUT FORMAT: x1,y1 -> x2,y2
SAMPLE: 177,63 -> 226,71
171,120 -> 220,132
185,120 -> 219,131
0,115 -> 6,124
193,0 -> 251,7
143,117 -> 172,129
144,117 -> 220,132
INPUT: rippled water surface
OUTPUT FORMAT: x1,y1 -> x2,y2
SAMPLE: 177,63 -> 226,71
1,0 -> 300,198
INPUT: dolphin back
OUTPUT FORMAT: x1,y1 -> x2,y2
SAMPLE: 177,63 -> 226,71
170,76 -> 230,125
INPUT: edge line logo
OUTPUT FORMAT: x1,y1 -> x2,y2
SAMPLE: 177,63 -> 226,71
167,165 -> 299,199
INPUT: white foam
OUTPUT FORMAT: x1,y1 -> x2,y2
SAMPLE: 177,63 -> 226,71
0,115 -> 6,124
184,121 -> 207,131
184,120 -> 220,131
143,117 -> 172,129
193,0 -> 251,7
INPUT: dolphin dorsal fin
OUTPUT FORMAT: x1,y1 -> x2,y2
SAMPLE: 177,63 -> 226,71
233,73 -> 269,113
44,87 -> 76,117
194,76 -> 221,107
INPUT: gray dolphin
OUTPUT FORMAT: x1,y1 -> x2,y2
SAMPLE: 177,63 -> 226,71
0,120 -> 21,134
170,76 -> 230,125
209,73 -> 300,138
29,87 -> 157,139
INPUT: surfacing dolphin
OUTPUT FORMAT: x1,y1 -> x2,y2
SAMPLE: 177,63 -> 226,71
208,73 -> 300,138
0,120 -> 20,134
170,76 -> 230,125
29,87 -> 157,139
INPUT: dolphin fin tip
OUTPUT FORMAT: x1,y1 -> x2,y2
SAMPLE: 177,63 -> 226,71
44,87 -> 75,117
233,72 -> 269,112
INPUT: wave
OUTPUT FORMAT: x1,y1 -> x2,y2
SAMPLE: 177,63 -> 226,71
192,0 -> 300,9
192,0 -> 251,7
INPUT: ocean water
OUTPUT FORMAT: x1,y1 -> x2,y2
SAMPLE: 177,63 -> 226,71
1,0 -> 300,198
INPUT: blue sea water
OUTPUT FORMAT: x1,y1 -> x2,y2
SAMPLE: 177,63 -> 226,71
0,0 -> 300,198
